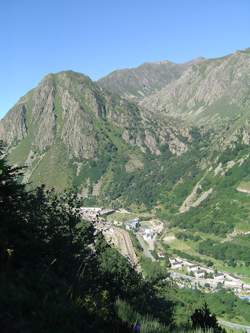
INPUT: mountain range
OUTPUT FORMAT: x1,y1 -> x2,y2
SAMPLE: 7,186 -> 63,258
1,48 -> 250,270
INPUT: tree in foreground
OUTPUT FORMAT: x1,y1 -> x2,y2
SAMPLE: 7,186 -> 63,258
191,302 -> 225,333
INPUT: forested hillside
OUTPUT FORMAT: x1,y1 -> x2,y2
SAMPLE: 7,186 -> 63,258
1,142 -> 250,332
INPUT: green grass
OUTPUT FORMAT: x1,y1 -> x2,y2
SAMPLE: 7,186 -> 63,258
30,143 -> 74,191
8,135 -> 32,165
116,299 -> 168,333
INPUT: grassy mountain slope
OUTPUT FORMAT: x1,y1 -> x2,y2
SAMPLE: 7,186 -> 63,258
141,49 -> 250,131
156,139 -> 250,275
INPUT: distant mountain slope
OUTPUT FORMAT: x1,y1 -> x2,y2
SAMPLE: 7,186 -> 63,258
141,49 -> 250,129
98,49 -> 250,271
98,59 -> 204,100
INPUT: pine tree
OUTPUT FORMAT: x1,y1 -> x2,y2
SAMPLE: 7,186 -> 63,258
191,302 -> 225,333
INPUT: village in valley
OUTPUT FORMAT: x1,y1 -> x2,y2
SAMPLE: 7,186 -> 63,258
79,206 -> 250,300
169,257 -> 250,296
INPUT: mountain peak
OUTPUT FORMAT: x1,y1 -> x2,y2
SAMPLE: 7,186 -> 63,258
184,56 -> 206,65
40,70 -> 93,86
98,60 -> 186,99
0,66 -> 191,191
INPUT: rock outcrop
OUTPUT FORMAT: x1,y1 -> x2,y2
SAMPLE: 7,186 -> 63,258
0,70 -> 191,191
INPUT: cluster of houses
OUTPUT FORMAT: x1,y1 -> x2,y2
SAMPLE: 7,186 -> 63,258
125,218 -> 158,242
125,218 -> 140,231
80,207 -> 115,222
170,257 -> 213,277
169,257 -> 250,295
79,208 -> 250,298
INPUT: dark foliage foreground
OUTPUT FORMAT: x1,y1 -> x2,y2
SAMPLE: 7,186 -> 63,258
0,143 -> 174,332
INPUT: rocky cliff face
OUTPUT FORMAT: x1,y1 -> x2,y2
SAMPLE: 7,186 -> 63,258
0,71 -> 191,159
0,70 -> 191,192
0,103 -> 28,145
141,50 -> 250,125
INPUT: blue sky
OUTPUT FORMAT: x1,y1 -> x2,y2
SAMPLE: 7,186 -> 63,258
1,0 -> 250,118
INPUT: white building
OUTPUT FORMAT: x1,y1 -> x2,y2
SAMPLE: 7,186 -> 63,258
187,265 -> 200,273
125,218 -> 140,231
224,273 -> 240,282
195,270 -> 206,278
224,280 -> 242,289
143,228 -> 155,240
170,258 -> 183,270
214,273 -> 225,282
80,207 -> 102,221
80,207 -> 115,221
